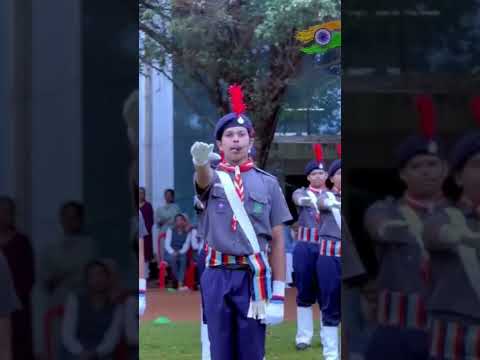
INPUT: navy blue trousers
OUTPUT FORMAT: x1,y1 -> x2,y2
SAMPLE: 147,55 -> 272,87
364,326 -> 429,360
200,267 -> 266,360
293,241 -> 320,307
316,254 -> 341,326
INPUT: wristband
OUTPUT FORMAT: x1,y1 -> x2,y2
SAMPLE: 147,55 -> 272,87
139,278 -> 146,293
272,280 -> 285,298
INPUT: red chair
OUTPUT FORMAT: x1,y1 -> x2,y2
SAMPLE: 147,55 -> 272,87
158,260 -> 168,288
184,248 -> 197,290
44,305 -> 65,360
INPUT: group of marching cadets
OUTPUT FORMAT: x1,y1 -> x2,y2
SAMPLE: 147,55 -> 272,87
292,144 -> 342,359
355,95 -> 480,360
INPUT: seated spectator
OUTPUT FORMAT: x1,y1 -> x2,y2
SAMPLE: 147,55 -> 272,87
0,251 -> 20,360
0,196 -> 34,360
61,259 -> 122,360
164,213 -> 193,291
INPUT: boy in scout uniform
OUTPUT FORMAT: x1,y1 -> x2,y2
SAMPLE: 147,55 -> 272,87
316,157 -> 342,360
363,96 -> 449,359
292,144 -> 329,350
190,85 -> 292,360
423,97 -> 480,360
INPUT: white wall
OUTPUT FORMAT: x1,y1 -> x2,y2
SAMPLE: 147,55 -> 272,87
31,0 -> 83,252
140,65 -> 174,211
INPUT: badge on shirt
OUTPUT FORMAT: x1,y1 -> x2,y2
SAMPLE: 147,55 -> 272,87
253,201 -> 264,214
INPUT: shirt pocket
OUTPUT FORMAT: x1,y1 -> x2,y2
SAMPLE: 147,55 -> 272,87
211,185 -> 228,214
247,192 -> 272,236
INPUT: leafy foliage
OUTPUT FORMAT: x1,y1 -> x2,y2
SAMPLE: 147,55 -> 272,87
140,0 -> 340,166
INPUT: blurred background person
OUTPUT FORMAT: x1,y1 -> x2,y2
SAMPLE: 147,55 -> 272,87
36,201 -> 98,360
164,213 -> 193,291
138,187 -> 154,281
61,259 -> 122,360
0,196 -> 35,360
0,250 -> 21,360
155,189 -> 181,263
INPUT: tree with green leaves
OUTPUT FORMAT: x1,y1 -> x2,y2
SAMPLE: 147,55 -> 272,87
140,0 -> 340,167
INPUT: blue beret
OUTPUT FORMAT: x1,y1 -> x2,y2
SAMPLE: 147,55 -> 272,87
304,160 -> 327,176
394,135 -> 445,169
328,159 -> 341,178
450,132 -> 480,173
214,113 -> 253,140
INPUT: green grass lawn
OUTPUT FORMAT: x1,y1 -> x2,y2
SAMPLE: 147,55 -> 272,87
140,320 -> 323,359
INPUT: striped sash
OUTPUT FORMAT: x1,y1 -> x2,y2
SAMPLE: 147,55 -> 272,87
377,290 -> 427,330
430,319 -> 480,359
319,239 -> 342,257
205,247 -> 272,312
297,226 -> 320,243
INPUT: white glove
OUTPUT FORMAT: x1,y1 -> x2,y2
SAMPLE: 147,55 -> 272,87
191,142 -> 214,166
208,152 -> 222,162
262,281 -> 285,326
324,197 -> 341,209
438,224 -> 463,247
139,279 -> 146,316
299,197 -> 314,207
377,220 -> 409,239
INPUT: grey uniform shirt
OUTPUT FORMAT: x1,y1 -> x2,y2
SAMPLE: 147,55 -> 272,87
364,198 -> 442,295
0,252 -> 20,316
318,191 -> 341,241
424,206 -> 480,323
292,188 -> 325,228
196,168 -> 292,256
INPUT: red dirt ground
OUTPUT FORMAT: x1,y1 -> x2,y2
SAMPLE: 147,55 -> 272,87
142,287 -> 320,323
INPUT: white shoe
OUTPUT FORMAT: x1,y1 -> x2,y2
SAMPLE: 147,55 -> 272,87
295,306 -> 313,346
200,308 -> 211,360
320,326 -> 339,360
201,321 -> 211,360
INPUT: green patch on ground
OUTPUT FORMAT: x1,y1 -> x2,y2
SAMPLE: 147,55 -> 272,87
140,320 -> 323,359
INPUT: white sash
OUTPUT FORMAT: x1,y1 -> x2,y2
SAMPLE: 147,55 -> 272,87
216,171 -> 260,253
398,205 -> 427,256
306,190 -> 320,214
325,191 -> 342,231
444,208 -> 480,301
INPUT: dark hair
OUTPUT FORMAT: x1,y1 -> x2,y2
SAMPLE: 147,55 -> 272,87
60,201 -> 85,219
0,196 -> 15,215
164,189 -> 175,197
174,213 -> 187,222
139,187 -> 146,193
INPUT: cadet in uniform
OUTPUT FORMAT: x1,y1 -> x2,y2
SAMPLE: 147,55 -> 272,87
0,251 -> 20,360
292,144 -> 329,350
423,97 -> 480,360
139,211 -> 148,317
190,85 -> 292,360
363,96 -> 448,359
316,155 -> 342,360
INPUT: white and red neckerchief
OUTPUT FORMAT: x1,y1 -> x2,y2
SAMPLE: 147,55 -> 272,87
405,193 -> 442,214
308,186 -> 325,222
217,159 -> 255,231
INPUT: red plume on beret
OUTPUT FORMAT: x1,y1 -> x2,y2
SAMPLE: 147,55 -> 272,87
336,143 -> 341,158
228,84 -> 247,116
313,144 -> 323,162
470,96 -> 480,127
415,95 -> 436,139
